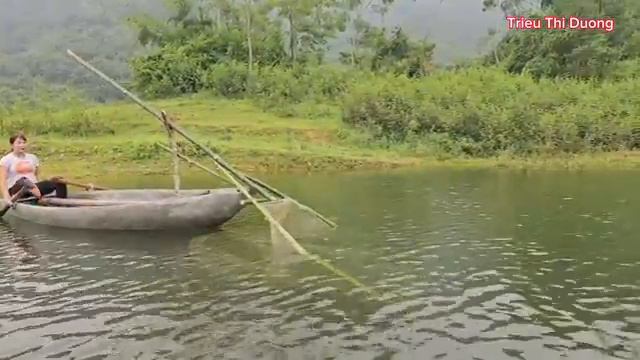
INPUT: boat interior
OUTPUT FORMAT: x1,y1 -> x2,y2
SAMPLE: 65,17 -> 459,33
21,189 -> 226,208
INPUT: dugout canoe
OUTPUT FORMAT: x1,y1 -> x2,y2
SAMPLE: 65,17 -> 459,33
1,188 -> 246,231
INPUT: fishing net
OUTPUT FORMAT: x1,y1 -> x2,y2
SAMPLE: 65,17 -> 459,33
64,50 -> 373,295
263,198 -> 334,240
260,199 -> 377,296
262,198 -> 334,267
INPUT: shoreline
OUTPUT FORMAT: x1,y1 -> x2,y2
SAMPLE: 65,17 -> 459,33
37,151 -> 640,182
5,96 -> 639,182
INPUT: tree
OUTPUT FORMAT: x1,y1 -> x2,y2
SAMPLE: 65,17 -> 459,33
484,0 -> 640,80
128,0 -> 214,47
271,0 -> 349,64
482,0 -> 551,14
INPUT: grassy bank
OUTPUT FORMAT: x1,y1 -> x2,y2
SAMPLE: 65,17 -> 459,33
3,95 -> 639,182
129,62 -> 640,156
6,96 -> 423,179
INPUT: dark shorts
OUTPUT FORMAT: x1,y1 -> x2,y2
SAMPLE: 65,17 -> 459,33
9,177 -> 67,199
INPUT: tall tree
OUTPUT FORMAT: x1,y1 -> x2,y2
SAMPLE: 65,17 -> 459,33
271,0 -> 349,63
244,0 -> 254,71
341,0 -> 398,66
128,0 -> 213,47
481,0 -> 549,14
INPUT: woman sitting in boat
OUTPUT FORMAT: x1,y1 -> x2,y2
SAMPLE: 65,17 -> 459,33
0,132 -> 67,205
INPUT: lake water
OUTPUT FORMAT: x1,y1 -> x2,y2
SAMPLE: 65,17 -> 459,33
0,168 -> 639,359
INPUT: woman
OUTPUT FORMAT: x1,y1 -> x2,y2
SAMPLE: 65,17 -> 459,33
0,132 -> 67,205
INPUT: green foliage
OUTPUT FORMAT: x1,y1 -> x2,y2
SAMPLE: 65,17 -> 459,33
126,0 -> 219,48
0,83 -> 115,137
130,28 -> 287,97
200,62 -> 365,117
130,49 -> 205,97
482,0 -> 549,15
129,0 -> 352,68
342,66 -> 639,156
128,0 -> 435,99
487,0 -> 640,80
203,61 -> 251,98
340,25 -> 436,77
1,107 -> 115,138
2,0 -> 640,161
605,58 -> 640,80
251,64 -> 361,105
270,0 -> 350,63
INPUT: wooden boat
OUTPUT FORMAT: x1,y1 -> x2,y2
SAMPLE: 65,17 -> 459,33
2,188 -> 247,231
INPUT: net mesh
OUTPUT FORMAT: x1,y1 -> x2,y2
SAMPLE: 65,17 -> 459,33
263,199 -> 333,239
262,199 -> 333,266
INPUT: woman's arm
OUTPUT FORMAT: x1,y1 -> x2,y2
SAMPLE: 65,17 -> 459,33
0,165 -> 10,201
32,154 -> 40,182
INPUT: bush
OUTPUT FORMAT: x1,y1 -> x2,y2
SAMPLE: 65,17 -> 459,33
1,103 -> 115,137
203,61 -> 251,98
198,63 -> 365,117
130,29 -> 287,98
130,51 -> 205,98
342,66 -> 639,156
0,86 -> 116,137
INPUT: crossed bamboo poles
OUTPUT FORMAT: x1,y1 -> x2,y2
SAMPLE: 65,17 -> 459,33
66,49 -> 378,296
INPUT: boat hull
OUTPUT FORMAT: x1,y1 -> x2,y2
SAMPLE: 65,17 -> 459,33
2,188 -> 246,231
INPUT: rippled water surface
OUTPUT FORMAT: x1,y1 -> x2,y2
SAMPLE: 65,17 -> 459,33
1,168 -> 639,359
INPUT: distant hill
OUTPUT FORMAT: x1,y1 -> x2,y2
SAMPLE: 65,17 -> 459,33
0,0 -> 502,101
0,0 -> 163,100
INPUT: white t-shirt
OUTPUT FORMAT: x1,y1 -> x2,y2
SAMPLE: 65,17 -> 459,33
0,152 -> 39,189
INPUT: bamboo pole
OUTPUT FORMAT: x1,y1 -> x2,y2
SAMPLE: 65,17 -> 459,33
239,174 -> 337,228
156,143 -> 227,183
161,111 -> 181,194
66,49 -> 332,225
65,50 -> 372,292
166,128 -> 372,292
158,143 -> 335,227
0,187 -> 28,217
157,143 -> 274,200
53,178 -> 109,191
66,49 -> 275,201
159,152 -> 371,292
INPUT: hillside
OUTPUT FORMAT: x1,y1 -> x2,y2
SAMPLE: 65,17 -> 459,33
0,0 -> 163,101
0,0 -> 502,102
2,0 -> 638,176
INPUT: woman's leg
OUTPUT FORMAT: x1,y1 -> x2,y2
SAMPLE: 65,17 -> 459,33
8,182 -> 24,196
35,180 -> 67,198
9,177 -> 37,199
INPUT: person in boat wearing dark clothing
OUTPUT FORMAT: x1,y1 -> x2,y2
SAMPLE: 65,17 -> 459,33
0,132 -> 67,206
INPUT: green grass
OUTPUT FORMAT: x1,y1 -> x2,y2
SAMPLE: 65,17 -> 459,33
3,95 -> 640,181
7,96 -> 421,179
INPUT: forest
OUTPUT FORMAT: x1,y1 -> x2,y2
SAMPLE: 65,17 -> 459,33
1,0 -> 639,159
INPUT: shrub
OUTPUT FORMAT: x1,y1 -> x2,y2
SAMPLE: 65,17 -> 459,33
200,63 -> 364,117
341,66 -> 639,156
203,61 -> 250,98
1,108 -> 115,137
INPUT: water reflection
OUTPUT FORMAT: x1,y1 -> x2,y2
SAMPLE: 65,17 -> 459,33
3,217 -> 200,254
0,224 -> 40,264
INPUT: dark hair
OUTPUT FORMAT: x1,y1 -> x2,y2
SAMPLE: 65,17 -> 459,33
9,132 -> 27,145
